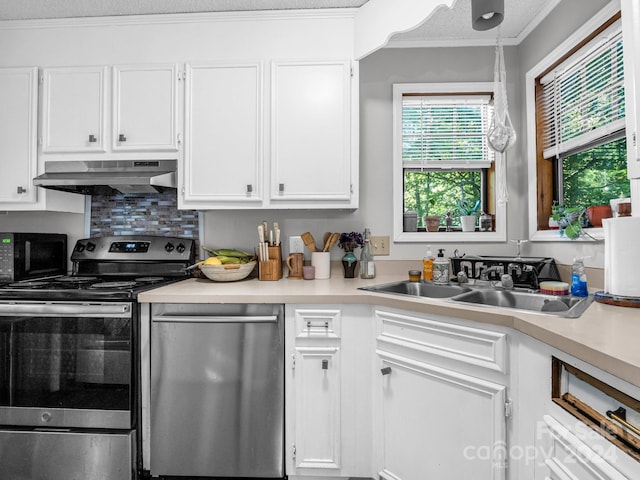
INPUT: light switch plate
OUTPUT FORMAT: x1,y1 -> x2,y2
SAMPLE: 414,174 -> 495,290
371,236 -> 390,255
289,236 -> 304,253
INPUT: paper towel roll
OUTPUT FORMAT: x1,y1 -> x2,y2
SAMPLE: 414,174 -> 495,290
604,216 -> 640,297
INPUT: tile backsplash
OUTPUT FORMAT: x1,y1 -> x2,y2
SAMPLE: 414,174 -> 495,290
90,192 -> 199,241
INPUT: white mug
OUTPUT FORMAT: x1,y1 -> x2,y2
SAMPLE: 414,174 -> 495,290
311,252 -> 331,279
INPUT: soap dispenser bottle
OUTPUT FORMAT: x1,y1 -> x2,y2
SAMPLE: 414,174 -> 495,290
571,257 -> 588,297
432,249 -> 450,285
423,245 -> 435,281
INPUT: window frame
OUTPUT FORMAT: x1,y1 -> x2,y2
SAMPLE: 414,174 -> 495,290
393,82 -> 507,243
525,2 -> 623,242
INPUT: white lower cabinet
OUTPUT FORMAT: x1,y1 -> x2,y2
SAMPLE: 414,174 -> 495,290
373,308 -> 511,480
516,333 -> 640,480
286,304 -> 640,480
285,304 -> 373,479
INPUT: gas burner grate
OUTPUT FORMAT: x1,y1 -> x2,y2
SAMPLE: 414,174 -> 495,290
135,277 -> 166,283
56,276 -> 99,284
6,280 -> 52,289
90,281 -> 138,290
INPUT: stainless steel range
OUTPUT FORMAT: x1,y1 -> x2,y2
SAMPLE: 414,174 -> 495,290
0,235 -> 195,480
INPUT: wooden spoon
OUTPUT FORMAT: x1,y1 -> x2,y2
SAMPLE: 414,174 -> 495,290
322,232 -> 331,251
324,232 -> 340,252
301,232 -> 316,252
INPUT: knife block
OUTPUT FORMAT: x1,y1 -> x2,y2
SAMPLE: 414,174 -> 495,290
259,245 -> 283,281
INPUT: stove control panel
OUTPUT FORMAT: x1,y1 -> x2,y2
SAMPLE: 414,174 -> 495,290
71,236 -> 196,263
109,241 -> 151,253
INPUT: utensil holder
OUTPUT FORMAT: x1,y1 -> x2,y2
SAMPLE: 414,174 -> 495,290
259,260 -> 280,281
259,245 -> 283,281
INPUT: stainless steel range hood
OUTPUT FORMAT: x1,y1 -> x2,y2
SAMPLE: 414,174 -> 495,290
33,160 -> 177,195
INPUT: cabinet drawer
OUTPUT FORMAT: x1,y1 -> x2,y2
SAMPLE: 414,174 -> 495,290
293,308 -> 341,339
375,309 -> 507,373
540,414 -> 631,480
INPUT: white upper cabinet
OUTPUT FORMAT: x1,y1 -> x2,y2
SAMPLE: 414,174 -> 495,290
0,67 -> 40,203
181,62 -> 263,208
0,67 -> 83,212
181,57 -> 357,210
40,64 -> 181,160
112,64 -> 180,152
271,60 -> 353,204
622,0 -> 640,178
41,66 -> 107,153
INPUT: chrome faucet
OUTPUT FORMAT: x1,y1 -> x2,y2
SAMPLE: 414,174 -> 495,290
480,265 -> 504,281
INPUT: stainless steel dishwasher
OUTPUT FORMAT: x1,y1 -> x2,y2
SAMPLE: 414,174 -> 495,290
150,303 -> 284,478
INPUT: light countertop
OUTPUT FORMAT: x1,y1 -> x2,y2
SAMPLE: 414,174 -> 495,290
139,263 -> 640,388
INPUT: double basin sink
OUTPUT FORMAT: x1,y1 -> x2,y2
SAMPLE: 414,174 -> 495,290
360,280 -> 594,318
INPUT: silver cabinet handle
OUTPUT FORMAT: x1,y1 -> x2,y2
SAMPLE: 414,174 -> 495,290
279,183 -> 285,195
17,186 -> 27,194
246,184 -> 253,194
307,320 -> 329,329
381,366 -> 392,375
118,134 -> 127,142
88,134 -> 97,143
322,359 -> 329,370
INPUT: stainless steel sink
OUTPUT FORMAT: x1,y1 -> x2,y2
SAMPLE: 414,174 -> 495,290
450,289 -> 594,318
360,280 -> 594,318
359,280 -> 471,298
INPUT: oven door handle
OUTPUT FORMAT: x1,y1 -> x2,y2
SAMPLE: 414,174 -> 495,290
0,302 -> 131,317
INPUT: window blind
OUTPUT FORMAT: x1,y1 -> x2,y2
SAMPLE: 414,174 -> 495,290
401,94 -> 494,168
540,20 -> 625,159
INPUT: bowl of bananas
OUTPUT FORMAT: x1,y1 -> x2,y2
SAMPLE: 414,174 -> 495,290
199,248 -> 257,282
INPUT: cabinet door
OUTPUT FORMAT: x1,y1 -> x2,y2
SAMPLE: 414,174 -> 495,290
622,0 -> 640,178
112,64 -> 180,152
0,67 -> 38,204
271,60 -> 352,203
286,305 -> 373,480
41,66 -> 107,153
292,346 -> 342,471
377,351 -> 507,480
182,63 -> 263,206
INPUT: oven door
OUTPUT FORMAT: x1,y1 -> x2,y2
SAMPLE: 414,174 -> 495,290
0,301 -> 133,429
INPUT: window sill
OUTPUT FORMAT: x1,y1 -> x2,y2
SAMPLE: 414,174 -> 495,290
530,228 -> 604,242
395,230 -> 506,243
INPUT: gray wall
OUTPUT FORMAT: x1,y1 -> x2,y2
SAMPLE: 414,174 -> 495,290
202,0 -> 615,268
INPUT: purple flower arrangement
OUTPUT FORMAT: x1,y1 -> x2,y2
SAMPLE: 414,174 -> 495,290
338,232 -> 363,252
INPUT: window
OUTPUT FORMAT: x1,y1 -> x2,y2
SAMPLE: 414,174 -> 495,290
393,82 -> 506,242
527,9 -> 629,240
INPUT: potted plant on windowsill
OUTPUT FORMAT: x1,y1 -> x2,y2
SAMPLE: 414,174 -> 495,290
456,198 -> 481,232
551,203 -> 585,239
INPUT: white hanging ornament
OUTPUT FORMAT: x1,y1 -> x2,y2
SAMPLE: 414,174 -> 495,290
488,39 -> 516,153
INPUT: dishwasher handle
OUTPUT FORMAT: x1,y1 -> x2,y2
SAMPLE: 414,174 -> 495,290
152,315 -> 278,324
